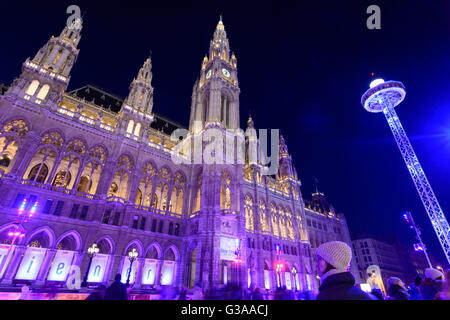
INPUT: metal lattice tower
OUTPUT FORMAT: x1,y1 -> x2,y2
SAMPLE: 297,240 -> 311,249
361,79 -> 450,264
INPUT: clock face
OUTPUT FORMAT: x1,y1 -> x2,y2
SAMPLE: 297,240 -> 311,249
206,70 -> 212,79
222,68 -> 230,78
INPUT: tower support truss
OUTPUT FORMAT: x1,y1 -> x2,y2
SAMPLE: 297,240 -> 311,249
383,106 -> 450,264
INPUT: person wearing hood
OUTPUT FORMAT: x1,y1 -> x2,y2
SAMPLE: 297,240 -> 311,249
386,277 -> 409,300
315,241 -> 374,300
420,268 -> 444,300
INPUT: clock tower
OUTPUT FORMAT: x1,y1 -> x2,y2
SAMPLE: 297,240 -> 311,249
189,17 -> 240,134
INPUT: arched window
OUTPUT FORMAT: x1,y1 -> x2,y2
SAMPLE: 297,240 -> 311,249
0,155 -> 11,167
36,84 -> 50,100
52,170 -> 71,188
127,120 -> 134,134
220,171 -> 231,211
53,49 -> 63,65
287,220 -> 295,240
259,200 -> 269,233
279,218 -> 287,239
135,189 -> 143,206
176,189 -> 184,215
27,163 -> 49,183
25,80 -> 40,96
108,182 -> 118,197
272,215 -> 279,237
76,176 -> 92,192
134,123 -> 141,136
161,184 -> 169,211
52,153 -> 80,189
192,172 -> 202,216
244,195 -> 254,231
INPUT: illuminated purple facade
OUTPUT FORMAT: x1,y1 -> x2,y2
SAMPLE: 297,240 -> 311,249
0,18 -> 357,294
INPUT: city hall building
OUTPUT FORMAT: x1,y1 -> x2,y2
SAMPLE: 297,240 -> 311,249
0,17 -> 358,294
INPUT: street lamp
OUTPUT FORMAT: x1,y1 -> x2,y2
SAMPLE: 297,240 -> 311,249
81,243 -> 99,287
402,211 -> 433,268
0,198 -> 34,279
126,248 -> 138,286
292,267 -> 298,291
233,239 -> 242,286
274,244 -> 283,288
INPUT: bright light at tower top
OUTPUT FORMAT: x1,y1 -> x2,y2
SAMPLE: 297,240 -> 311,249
369,78 -> 385,88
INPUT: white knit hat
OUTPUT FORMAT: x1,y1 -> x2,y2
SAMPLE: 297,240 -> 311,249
315,241 -> 352,271
425,268 -> 444,280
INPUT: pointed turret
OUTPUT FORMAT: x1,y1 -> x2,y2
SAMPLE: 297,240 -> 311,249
209,18 -> 231,62
122,57 -> 154,113
245,116 -> 258,165
277,135 -> 295,179
188,17 -> 240,133
6,18 -> 83,109
119,57 -> 155,139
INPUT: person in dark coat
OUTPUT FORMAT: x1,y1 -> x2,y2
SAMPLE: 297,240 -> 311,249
371,288 -> 384,300
420,268 -> 444,300
408,276 -> 423,300
315,241 -> 374,300
178,287 -> 187,300
250,287 -> 264,300
85,285 -> 106,300
104,274 -> 128,300
386,277 -> 409,300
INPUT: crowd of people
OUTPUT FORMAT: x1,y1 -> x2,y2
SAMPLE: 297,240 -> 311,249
15,241 -> 449,300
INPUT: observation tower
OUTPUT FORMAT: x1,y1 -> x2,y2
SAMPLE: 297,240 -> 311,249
361,79 -> 450,264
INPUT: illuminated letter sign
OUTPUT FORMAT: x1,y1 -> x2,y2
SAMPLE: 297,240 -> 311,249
47,250 -> 74,281
15,247 -> 47,280
120,258 -> 138,284
141,259 -> 157,285
160,261 -> 174,285
264,270 -> 270,290
220,237 -> 238,261
285,272 -> 292,290
0,244 -> 14,278
87,254 -> 109,283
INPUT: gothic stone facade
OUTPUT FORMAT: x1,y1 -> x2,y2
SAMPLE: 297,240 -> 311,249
0,18 -> 355,293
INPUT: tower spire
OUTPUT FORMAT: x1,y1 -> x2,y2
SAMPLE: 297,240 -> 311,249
6,19 -> 83,108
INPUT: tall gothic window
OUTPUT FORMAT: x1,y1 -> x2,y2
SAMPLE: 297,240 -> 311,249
244,195 -> 254,231
134,123 -> 141,136
220,171 -> 232,211
27,163 -> 49,183
127,120 -> 134,134
25,80 -> 40,96
259,200 -> 269,233
36,84 -> 50,100
272,215 -> 279,237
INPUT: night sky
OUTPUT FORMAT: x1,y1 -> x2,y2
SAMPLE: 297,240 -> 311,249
2,1 -> 450,264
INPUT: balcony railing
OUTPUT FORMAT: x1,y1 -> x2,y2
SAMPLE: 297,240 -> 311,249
106,196 -> 126,204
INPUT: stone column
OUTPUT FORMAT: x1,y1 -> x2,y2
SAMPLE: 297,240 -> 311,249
1,246 -> 26,285
46,153 -> 63,185
96,159 -> 116,197
7,132 -> 40,179
35,249 -> 57,285
133,257 -> 145,288
71,159 -> 86,193
154,259 -> 162,286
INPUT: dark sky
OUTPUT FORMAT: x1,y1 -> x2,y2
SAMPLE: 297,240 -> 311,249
2,1 -> 450,265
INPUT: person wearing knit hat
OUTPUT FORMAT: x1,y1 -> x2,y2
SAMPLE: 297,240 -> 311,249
424,268 -> 444,281
315,241 -> 374,300
420,268 -> 445,300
